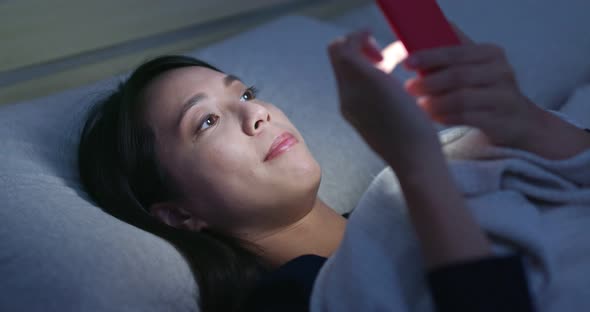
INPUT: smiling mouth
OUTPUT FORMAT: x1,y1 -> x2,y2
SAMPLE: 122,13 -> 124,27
264,132 -> 299,162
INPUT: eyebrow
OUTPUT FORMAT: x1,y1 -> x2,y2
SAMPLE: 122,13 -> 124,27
176,74 -> 242,129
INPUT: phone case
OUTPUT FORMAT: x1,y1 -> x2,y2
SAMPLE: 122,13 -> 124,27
376,0 -> 460,54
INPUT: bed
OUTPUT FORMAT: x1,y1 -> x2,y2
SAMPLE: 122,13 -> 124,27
1,1 -> 590,310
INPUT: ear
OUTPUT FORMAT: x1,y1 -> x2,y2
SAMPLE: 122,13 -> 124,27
149,202 -> 208,231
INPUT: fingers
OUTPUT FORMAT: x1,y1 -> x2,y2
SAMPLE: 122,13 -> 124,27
365,36 -> 385,63
405,43 -> 506,72
416,88 -> 495,120
328,30 -> 383,68
405,61 -> 515,96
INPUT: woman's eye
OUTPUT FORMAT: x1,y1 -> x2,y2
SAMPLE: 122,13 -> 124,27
198,114 -> 219,131
240,85 -> 259,102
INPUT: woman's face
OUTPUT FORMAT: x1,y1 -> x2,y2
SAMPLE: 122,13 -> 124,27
142,66 -> 321,237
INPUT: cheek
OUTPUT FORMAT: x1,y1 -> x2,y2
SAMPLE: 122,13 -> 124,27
202,139 -> 255,174
187,135 -> 259,201
185,138 -> 265,227
268,106 -> 291,126
269,107 -> 306,142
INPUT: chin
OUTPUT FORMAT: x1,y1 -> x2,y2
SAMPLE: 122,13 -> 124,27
292,157 -> 321,191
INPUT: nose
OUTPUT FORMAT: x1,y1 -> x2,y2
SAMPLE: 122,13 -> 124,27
243,103 -> 271,136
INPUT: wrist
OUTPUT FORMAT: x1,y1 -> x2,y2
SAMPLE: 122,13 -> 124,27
390,142 -> 493,268
383,133 -> 443,171
519,108 -> 590,159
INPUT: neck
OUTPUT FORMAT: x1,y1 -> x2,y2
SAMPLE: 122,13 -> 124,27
251,198 -> 346,269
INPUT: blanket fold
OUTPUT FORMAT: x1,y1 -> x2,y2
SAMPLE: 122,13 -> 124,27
311,125 -> 590,312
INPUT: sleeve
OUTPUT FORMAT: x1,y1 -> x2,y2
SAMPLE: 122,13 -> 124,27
427,254 -> 536,312
243,255 -> 326,312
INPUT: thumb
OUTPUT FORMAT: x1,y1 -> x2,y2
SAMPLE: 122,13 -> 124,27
328,30 -> 383,68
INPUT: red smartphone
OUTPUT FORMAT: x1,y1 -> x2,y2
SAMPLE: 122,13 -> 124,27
376,0 -> 460,54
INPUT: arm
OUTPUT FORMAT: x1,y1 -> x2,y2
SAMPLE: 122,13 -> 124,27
327,30 -> 492,269
402,26 -> 590,161
518,107 -> 590,160
328,29 -> 534,311
381,118 -> 536,312
385,139 -> 492,269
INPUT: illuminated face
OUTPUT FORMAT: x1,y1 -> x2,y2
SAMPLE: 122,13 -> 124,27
143,66 -> 321,237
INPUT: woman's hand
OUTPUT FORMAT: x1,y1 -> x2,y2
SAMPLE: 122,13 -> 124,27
327,30 -> 440,166
329,31 -> 492,268
403,28 -> 545,150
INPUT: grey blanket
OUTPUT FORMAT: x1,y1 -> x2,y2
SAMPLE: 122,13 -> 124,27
311,125 -> 590,312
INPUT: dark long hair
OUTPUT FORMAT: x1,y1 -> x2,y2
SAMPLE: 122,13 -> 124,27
78,55 -> 265,312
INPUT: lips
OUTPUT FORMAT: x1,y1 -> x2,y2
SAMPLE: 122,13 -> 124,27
264,132 -> 299,162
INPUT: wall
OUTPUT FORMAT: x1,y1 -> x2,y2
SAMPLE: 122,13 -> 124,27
0,0 -> 369,105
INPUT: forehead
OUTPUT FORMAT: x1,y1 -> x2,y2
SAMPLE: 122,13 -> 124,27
142,66 -> 224,130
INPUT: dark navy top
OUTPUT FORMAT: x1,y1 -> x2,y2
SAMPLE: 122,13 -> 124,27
244,253 -> 535,312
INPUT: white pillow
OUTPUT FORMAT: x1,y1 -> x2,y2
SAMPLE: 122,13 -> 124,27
0,75 -> 199,312
0,15 -> 385,311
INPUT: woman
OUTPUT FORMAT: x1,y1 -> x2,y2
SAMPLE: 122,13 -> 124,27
78,24 -> 590,311
78,54 -> 346,312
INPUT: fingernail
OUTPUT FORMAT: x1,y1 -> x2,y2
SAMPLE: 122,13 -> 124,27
368,36 -> 381,51
417,96 -> 429,108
